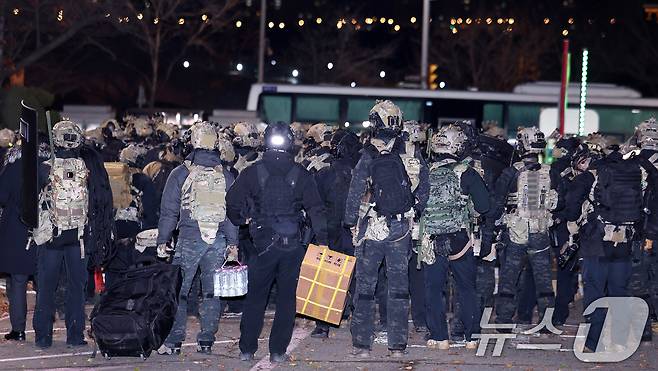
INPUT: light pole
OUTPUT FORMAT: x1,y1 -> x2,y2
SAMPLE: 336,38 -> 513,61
257,0 -> 266,83
420,0 -> 430,89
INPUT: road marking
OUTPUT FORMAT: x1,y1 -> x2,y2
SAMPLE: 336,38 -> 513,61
0,338 -> 268,363
249,326 -> 312,371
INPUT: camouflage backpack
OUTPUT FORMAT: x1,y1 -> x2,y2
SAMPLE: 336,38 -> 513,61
422,159 -> 470,236
181,161 -> 227,244
33,158 -> 89,246
505,162 -> 556,243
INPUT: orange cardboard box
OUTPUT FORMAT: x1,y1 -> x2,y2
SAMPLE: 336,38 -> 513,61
296,244 -> 356,325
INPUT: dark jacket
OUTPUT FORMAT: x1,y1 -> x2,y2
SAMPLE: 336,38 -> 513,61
0,152 -> 36,274
157,149 -> 238,245
226,150 -> 328,248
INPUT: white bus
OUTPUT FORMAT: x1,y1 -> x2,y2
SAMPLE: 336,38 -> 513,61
246,82 -> 658,138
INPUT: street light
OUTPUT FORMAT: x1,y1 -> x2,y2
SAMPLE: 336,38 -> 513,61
379,70 -> 386,78
292,69 -> 299,77
350,81 -> 357,88
183,60 -> 190,68
236,63 -> 244,72
327,62 -> 334,70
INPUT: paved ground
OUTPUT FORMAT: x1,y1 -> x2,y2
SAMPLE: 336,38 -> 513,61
0,284 -> 657,370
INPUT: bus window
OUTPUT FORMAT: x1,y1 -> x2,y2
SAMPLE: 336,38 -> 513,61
296,95 -> 340,123
506,104 -> 542,132
594,107 -> 658,136
261,95 -> 292,123
346,98 -> 422,124
483,103 -> 504,124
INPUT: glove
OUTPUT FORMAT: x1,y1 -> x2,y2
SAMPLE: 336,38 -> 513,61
225,245 -> 239,262
157,243 -> 172,259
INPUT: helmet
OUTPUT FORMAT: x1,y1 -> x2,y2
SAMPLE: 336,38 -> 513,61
402,120 -> 425,143
52,120 -> 83,149
482,122 -> 507,140
553,137 -> 580,159
306,123 -> 333,144
0,128 -> 16,148
290,122 -> 305,143
516,126 -> 546,155
119,144 -> 148,166
125,116 -> 153,138
369,100 -> 402,130
430,124 -> 468,156
233,121 -> 261,148
571,143 -> 602,171
155,121 -> 179,142
637,118 -> 658,151
583,132 -> 611,156
264,122 -> 294,152
189,121 -> 218,150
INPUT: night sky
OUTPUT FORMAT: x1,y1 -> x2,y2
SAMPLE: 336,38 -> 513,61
2,0 -> 656,112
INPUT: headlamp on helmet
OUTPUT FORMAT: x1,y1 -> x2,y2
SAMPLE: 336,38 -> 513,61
369,100 -> 402,131
52,120 -> 83,149
264,122 -> 294,152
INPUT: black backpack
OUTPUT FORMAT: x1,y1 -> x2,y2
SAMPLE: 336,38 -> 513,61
255,162 -> 302,237
90,260 -> 182,359
594,157 -> 643,224
368,152 -> 414,218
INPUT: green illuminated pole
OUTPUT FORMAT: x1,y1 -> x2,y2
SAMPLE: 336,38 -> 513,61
578,49 -> 589,136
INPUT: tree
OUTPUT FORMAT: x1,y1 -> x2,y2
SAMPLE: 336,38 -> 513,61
428,16 -> 554,92
0,0 -> 107,85
282,12 -> 398,86
104,0 -> 241,108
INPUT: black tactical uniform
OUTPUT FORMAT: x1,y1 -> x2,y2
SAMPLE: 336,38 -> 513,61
226,123 -> 328,362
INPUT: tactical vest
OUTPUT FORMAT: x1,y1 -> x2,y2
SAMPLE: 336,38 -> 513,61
181,161 -> 227,244
400,143 -> 421,192
33,158 -> 89,247
505,162 -> 556,243
422,159 -> 471,235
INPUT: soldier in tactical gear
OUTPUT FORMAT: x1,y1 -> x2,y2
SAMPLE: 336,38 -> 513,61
156,121 -> 239,355
310,130 -> 364,338
628,118 -> 658,343
104,144 -> 158,287
302,123 -> 334,173
232,122 -> 263,173
488,126 -> 556,328
419,124 -> 490,350
226,122 -> 328,364
574,139 -> 644,351
32,120 -> 114,349
344,100 -> 416,358
0,134 -> 50,342
401,120 -> 431,333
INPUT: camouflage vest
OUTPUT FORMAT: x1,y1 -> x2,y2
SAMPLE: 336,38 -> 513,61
422,159 -> 470,235
505,161 -> 556,243
181,161 -> 227,244
33,158 -> 89,246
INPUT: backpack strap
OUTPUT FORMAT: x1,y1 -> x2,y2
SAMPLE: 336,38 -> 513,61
256,162 -> 269,192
